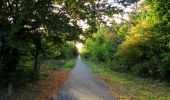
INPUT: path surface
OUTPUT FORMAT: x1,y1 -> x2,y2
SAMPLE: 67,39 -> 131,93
53,56 -> 115,100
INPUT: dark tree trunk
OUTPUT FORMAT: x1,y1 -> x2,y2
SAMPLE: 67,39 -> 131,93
34,47 -> 40,77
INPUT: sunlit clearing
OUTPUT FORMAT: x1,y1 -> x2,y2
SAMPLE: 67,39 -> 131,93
76,43 -> 83,53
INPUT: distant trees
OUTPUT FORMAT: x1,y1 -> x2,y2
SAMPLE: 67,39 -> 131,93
56,42 -> 78,59
82,0 -> 170,80
82,27 -> 115,64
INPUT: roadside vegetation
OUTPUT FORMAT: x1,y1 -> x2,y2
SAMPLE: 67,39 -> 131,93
85,61 -> 170,100
81,0 -> 170,99
0,42 -> 77,99
82,0 -> 170,81
5,59 -> 75,100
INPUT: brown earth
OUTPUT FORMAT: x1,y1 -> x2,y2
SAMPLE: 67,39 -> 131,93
0,70 -> 71,100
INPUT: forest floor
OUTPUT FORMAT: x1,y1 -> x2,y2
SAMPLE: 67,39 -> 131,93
0,59 -> 75,100
85,60 -> 170,100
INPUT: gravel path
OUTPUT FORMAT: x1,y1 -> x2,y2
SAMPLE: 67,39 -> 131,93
53,56 -> 115,100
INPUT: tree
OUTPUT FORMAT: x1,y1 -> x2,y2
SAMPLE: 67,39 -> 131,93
114,0 -> 170,79
82,26 -> 115,64
82,0 -> 170,80
1,0 -> 134,85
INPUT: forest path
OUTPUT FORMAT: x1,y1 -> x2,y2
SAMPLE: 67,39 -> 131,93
53,56 -> 115,100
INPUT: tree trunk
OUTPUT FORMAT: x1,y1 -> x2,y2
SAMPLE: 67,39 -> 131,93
34,47 -> 40,77
7,80 -> 12,96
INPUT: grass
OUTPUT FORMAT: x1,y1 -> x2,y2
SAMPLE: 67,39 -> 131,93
85,60 -> 170,100
40,59 -> 76,77
63,59 -> 76,69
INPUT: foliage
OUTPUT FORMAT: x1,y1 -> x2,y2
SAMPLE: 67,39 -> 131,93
82,27 -> 115,64
56,42 -> 78,59
82,0 -> 170,80
115,0 -> 170,79
0,0 -> 129,86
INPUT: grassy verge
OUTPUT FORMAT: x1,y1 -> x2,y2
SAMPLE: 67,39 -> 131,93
63,59 -> 77,69
40,59 -> 76,77
84,60 -> 170,100
1,59 -> 76,100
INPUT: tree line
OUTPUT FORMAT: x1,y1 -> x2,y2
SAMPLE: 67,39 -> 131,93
82,0 -> 170,80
